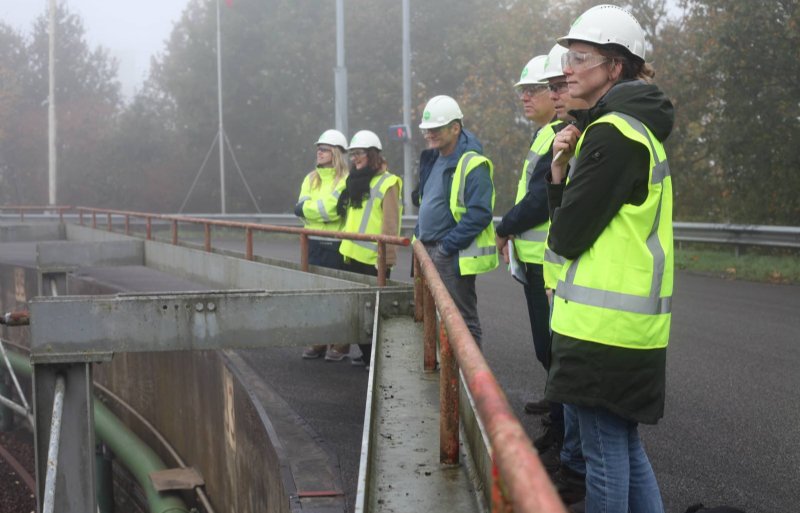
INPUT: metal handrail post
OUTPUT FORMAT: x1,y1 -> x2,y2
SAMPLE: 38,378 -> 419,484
204,223 -> 212,252
422,280 -> 437,372
300,234 -> 309,272
171,220 -> 178,245
107,213 -> 112,231
413,254 -> 423,321
245,228 -> 253,260
439,322 -> 459,464
377,242 -> 387,286
42,374 -> 66,513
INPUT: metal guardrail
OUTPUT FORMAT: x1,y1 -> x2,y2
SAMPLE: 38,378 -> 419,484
2,207 -> 799,250
412,241 -> 567,512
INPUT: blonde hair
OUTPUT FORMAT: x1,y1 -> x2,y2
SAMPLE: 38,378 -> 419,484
309,147 -> 349,189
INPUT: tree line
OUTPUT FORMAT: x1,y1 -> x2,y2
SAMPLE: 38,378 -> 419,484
0,0 -> 797,225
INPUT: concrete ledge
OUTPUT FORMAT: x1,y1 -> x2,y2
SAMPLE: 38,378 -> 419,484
36,240 -> 144,271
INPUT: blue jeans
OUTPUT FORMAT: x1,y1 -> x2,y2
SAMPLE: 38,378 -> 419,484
576,406 -> 664,513
560,404 -> 585,475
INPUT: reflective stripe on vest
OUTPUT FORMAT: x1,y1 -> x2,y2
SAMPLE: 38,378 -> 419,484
450,151 -> 498,275
551,112 -> 673,349
513,122 -> 559,263
543,158 -> 576,289
339,172 -> 403,265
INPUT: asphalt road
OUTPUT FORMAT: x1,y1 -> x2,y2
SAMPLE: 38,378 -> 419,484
228,236 -> 800,513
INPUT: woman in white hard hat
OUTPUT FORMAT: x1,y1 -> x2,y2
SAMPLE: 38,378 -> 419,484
337,130 -> 402,367
296,129 -> 352,361
545,5 -> 675,513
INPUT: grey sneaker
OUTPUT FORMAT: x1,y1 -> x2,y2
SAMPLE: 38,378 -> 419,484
302,346 -> 325,359
325,348 -> 348,362
350,356 -> 366,367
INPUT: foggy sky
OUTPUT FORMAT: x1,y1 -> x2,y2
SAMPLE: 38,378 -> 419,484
0,0 -> 189,98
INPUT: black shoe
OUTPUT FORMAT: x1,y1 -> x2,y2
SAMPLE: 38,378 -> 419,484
567,500 -> 585,513
524,398 -> 550,415
534,424 -> 563,451
537,444 -> 560,474
553,465 -> 586,505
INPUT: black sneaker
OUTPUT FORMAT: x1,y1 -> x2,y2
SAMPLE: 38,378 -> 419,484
553,465 -> 586,505
524,398 -> 550,415
534,425 -> 563,451
537,444 -> 561,474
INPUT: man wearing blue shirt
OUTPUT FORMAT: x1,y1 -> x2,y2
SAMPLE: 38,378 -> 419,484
414,95 -> 498,347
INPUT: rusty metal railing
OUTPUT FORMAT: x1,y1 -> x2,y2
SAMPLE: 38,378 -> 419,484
412,241 -> 566,513
73,207 -> 409,286
0,205 -> 71,223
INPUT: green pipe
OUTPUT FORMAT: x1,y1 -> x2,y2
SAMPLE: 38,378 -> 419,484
6,350 -> 190,513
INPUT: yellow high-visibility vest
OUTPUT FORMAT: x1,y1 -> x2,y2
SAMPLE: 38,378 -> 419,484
339,172 -> 403,266
449,151 -> 498,275
551,112 -> 673,349
296,167 -> 346,237
513,121 -> 560,264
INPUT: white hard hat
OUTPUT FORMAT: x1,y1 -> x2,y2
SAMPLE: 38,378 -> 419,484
316,129 -> 348,150
539,44 -> 570,81
349,130 -> 382,151
515,55 -> 548,87
419,95 -> 463,129
558,4 -> 647,61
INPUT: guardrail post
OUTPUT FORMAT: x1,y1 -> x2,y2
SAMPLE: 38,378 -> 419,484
91,212 -> 97,229
245,228 -> 254,260
146,217 -> 152,240
125,215 -> 130,235
171,220 -> 178,245
423,280 -> 437,372
106,213 -> 112,232
439,322 -> 459,465
204,223 -> 212,252
300,234 -> 309,272
413,254 -> 423,322
377,242 -> 387,286
79,211 -> 84,226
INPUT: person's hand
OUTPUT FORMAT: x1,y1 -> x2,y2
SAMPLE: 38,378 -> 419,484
551,124 -> 582,184
496,235 -> 510,264
546,288 -> 554,303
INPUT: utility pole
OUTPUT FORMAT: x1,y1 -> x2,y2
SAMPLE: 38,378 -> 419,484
402,0 -> 413,212
335,0 -> 348,138
48,0 -> 57,206
216,0 -> 226,213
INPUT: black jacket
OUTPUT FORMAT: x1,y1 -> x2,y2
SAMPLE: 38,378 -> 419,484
544,79 -> 675,424
496,117 -> 563,238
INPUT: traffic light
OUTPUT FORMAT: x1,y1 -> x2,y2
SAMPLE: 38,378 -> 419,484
388,124 -> 409,142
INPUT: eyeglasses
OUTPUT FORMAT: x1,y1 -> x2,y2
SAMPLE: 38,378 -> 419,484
349,149 -> 367,158
316,146 -> 333,153
561,50 -> 609,71
421,123 -> 452,136
548,81 -> 569,94
517,84 -> 548,98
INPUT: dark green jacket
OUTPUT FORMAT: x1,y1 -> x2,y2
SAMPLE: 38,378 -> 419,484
544,79 -> 674,424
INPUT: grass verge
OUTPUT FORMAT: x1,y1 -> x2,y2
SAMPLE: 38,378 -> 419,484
675,247 -> 800,285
